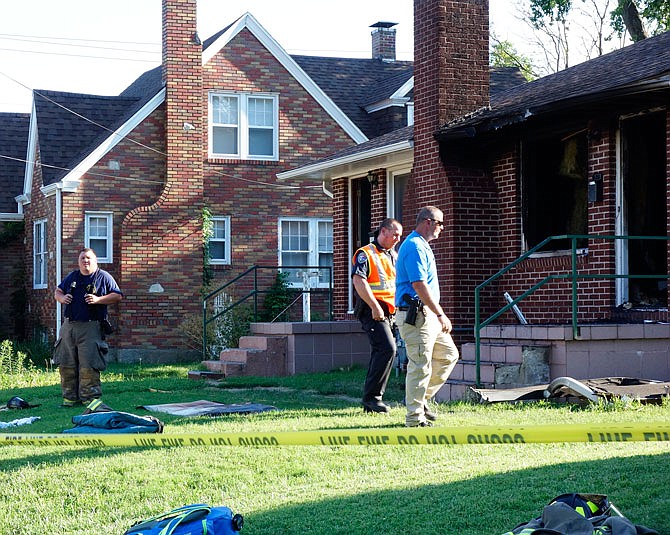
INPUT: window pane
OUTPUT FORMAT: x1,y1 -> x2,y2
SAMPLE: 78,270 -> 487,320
213,126 -> 238,154
213,219 -> 226,239
249,128 -> 273,156
248,98 -> 273,127
318,221 -> 333,252
212,95 -> 238,125
210,241 -> 225,260
90,239 -> 107,259
89,217 -> 108,238
281,221 -> 308,251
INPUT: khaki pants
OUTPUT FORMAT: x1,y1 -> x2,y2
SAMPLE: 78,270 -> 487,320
397,309 -> 459,426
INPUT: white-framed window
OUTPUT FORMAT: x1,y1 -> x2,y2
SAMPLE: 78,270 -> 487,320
209,92 -> 278,160
85,212 -> 113,263
33,219 -> 48,288
279,218 -> 333,288
209,216 -> 231,265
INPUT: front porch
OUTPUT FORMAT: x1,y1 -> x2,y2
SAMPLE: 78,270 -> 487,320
443,322 -> 670,402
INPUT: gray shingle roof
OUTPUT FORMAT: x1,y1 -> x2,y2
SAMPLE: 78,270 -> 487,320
0,113 -> 29,213
292,55 -> 413,139
438,30 -> 670,137
34,90 -> 143,185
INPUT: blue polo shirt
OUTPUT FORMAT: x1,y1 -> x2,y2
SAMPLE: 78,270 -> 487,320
395,230 -> 439,307
59,268 -> 122,321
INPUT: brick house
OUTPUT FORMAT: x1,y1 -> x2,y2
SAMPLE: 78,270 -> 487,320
284,0 -> 670,399
0,0 -> 420,362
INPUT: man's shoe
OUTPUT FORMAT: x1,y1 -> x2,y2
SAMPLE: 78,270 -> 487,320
406,420 -> 433,427
60,398 -> 80,408
362,400 -> 390,414
424,405 -> 437,422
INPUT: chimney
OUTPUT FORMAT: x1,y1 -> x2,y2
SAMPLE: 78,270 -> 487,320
370,21 -> 397,61
414,0 -> 489,131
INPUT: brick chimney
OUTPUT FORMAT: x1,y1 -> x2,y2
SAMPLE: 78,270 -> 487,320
410,0 -> 492,326
119,0 -> 204,358
370,21 -> 397,61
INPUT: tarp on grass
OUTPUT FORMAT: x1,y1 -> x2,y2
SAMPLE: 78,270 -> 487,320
138,400 -> 278,417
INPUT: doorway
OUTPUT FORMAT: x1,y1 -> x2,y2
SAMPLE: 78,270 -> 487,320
617,111 -> 668,308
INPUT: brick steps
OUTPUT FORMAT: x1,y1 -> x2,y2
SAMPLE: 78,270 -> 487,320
192,335 -> 288,379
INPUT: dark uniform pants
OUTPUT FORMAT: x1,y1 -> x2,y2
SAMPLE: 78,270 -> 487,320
360,312 -> 397,402
53,319 -> 108,403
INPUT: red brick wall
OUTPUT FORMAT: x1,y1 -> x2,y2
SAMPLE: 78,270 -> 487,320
332,177 -> 349,318
0,223 -> 24,338
413,0 -> 491,323
201,27 -> 350,290
118,0 -> 203,351
23,147 -> 59,341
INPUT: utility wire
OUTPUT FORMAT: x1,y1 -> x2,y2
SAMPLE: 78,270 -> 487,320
0,32 -> 159,46
0,46 -> 159,62
0,153 -> 322,190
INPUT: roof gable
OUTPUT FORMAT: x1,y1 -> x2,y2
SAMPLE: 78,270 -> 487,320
202,12 -> 368,143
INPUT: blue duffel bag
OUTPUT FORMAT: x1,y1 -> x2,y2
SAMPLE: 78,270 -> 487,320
123,504 -> 243,535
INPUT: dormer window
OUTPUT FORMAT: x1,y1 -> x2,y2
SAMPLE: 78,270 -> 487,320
209,92 -> 278,161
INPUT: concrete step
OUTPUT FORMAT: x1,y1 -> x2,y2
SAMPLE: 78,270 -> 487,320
218,347 -> 262,363
239,335 -> 286,350
188,370 -> 224,381
202,359 -> 246,377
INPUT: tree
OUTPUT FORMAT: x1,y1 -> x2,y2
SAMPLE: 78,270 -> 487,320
611,0 -> 670,40
490,37 -> 537,80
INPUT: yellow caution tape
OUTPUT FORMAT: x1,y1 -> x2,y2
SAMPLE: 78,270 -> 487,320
1,423 -> 669,448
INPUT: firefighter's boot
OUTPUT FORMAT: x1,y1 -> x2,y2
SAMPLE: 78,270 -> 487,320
59,366 -> 80,406
78,367 -> 102,404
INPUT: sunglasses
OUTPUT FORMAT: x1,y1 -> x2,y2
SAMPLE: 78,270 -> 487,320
425,218 -> 444,227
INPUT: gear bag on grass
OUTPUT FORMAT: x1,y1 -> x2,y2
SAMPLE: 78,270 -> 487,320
123,504 -> 243,535
501,493 -> 658,535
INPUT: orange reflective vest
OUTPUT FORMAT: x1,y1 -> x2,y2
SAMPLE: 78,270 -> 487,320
352,243 -> 396,314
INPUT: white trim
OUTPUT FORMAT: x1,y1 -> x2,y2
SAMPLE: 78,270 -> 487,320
208,91 -> 279,160
22,100 -> 38,203
391,76 -> 414,100
364,97 -> 410,114
276,140 -> 413,181
0,213 -> 23,221
33,218 -> 48,289
85,211 -> 113,263
209,215 -> 232,265
203,12 -> 367,144
278,217 -> 333,289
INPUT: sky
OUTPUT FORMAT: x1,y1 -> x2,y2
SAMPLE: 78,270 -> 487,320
0,1 -> 520,114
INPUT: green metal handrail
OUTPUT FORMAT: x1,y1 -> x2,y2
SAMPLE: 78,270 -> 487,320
202,265 -> 333,358
474,234 -> 670,387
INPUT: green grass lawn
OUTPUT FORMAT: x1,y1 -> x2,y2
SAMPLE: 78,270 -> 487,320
1,362 -> 668,534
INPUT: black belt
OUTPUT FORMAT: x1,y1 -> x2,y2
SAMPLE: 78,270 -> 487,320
397,306 -> 409,311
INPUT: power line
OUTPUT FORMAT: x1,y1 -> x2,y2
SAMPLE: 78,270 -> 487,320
0,35 -> 159,54
0,46 -> 159,63
0,32 -> 159,47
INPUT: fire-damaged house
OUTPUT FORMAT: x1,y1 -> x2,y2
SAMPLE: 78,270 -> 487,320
281,0 -> 670,400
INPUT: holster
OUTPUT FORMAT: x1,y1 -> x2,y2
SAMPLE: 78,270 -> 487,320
403,294 -> 422,326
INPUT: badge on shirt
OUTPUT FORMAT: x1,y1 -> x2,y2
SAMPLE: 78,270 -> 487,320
356,252 -> 367,265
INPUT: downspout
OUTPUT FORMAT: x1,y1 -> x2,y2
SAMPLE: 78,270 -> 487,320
55,185 -> 62,338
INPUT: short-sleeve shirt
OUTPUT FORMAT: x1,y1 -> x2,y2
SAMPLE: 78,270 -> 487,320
394,230 -> 439,307
58,268 -> 122,321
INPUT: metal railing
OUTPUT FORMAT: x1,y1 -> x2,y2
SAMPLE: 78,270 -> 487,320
474,234 -> 670,387
202,265 -> 333,358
